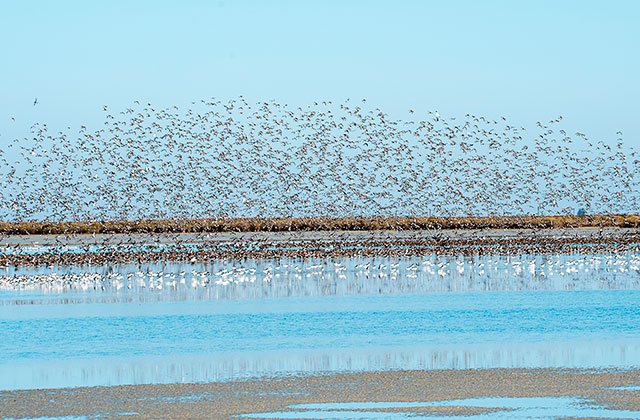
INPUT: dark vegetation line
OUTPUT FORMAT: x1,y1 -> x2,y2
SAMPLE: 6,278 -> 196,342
1,214 -> 639,235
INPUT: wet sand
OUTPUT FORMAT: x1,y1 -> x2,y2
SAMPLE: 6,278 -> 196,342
2,368 -> 640,418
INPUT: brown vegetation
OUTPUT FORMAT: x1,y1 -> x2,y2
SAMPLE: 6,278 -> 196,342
1,214 -> 639,236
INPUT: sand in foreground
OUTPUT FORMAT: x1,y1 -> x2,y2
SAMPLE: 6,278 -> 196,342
2,368 -> 640,418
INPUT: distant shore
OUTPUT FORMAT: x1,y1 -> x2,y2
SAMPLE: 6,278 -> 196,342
1,214 -> 640,235
2,368 -> 640,418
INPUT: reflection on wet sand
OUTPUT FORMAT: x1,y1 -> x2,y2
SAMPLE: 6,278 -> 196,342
244,397 -> 640,419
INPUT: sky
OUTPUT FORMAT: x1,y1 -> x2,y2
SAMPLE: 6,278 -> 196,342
1,0 -> 639,147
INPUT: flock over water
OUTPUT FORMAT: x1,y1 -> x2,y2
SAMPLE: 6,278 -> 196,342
1,98 -> 638,221
2,251 -> 639,303
2,100 -> 640,416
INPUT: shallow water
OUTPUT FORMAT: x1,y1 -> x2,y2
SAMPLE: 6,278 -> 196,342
241,397 -> 640,419
3,252 -> 640,303
1,252 -> 640,390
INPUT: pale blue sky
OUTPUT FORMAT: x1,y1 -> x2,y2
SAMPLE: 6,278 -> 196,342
1,0 -> 638,146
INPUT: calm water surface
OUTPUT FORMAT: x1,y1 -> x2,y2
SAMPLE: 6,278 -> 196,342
1,251 -> 640,390
242,397 -> 640,419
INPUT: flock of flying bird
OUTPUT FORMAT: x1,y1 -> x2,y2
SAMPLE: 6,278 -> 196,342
1,97 -> 638,223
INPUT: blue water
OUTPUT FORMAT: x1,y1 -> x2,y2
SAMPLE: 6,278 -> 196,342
1,253 -> 640,390
242,397 -> 640,419
1,290 -> 640,390
2,291 -> 640,359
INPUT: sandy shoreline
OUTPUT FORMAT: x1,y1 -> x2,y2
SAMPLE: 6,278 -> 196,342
2,368 -> 640,418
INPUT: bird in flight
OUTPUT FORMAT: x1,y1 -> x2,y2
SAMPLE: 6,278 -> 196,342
0,96 -> 637,226
33,98 -> 38,106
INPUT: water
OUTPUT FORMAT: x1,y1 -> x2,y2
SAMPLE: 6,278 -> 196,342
3,252 -> 640,302
1,252 -> 640,390
240,397 -> 640,419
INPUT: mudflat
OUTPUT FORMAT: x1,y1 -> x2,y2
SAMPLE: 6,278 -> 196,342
2,368 -> 640,419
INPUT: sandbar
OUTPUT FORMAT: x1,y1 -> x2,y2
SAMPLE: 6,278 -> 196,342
2,368 -> 640,418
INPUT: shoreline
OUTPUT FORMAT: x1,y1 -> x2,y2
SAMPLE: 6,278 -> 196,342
2,368 -> 640,418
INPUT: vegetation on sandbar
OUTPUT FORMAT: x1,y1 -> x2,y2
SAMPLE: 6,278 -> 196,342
1,214 -> 639,236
